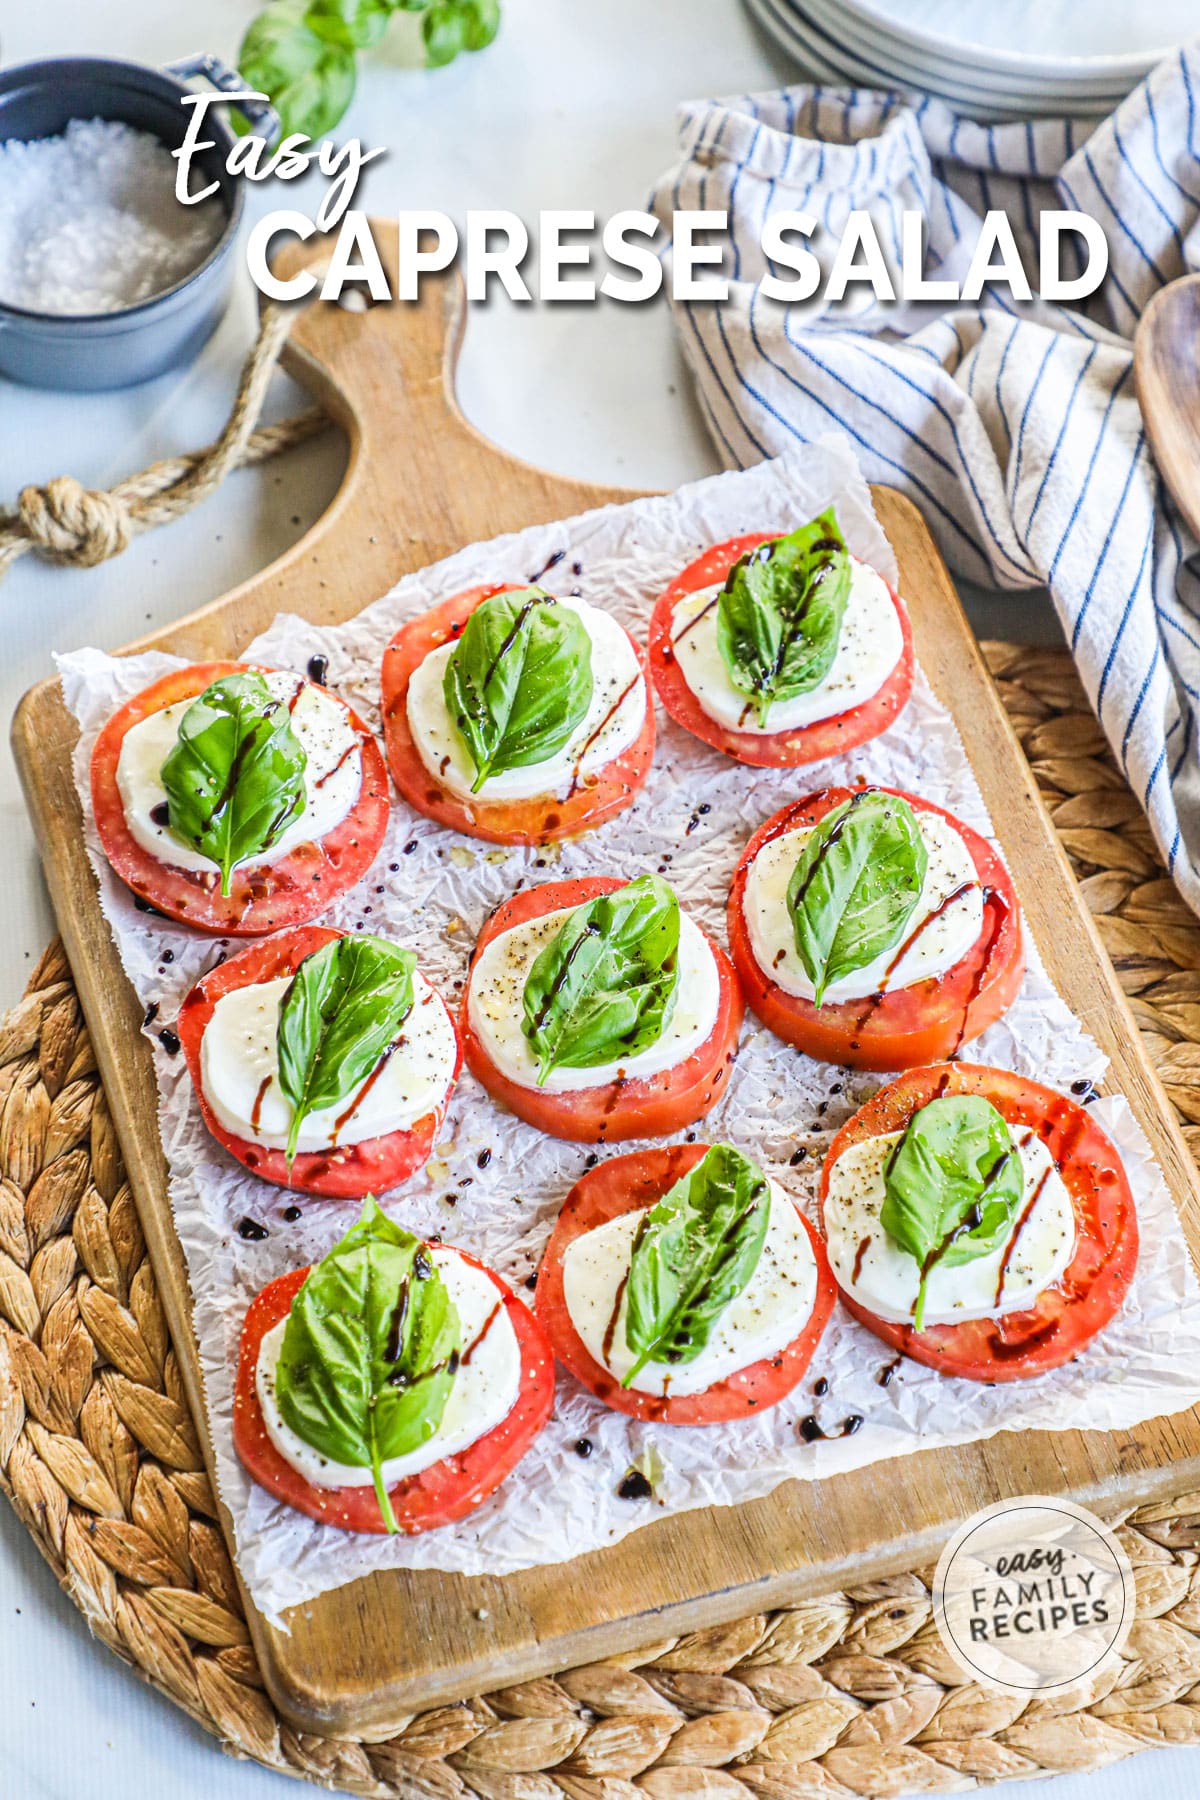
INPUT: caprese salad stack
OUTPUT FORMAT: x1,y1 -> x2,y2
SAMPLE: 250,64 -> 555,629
538,1142 -> 835,1422
382,581 -> 655,844
91,662 -> 390,933
461,873 -> 743,1141
82,498 -> 1142,1542
178,927 -> 461,1199
648,509 -> 913,767
235,1198 -> 554,1532
819,1064 -> 1138,1383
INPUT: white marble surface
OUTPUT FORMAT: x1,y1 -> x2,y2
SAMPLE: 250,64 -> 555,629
0,4 -> 1166,1799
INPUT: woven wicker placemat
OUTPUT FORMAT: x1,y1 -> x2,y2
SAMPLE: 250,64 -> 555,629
4,640 -> 1200,1798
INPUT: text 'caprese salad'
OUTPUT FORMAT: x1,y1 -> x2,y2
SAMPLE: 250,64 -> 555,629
819,1063 -> 1138,1381
234,1199 -> 554,1532
537,1141 -> 835,1422
648,509 -> 913,767
382,582 -> 655,844
179,927 -> 460,1198
91,662 -> 390,934
728,786 -> 1024,1069
462,873 -> 743,1141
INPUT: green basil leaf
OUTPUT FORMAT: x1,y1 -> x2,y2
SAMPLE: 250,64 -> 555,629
715,507 -> 852,726
442,588 -> 593,792
786,788 -> 927,1006
521,873 -> 680,1085
423,2 -> 469,63
277,935 -> 417,1165
237,0 -> 358,140
459,0 -> 500,50
275,1198 -> 461,1532
623,1143 -> 770,1386
880,1096 -> 1024,1331
159,673 -> 308,898
305,0 -> 391,50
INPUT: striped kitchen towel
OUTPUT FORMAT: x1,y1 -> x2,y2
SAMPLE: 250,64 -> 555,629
649,46 -> 1200,912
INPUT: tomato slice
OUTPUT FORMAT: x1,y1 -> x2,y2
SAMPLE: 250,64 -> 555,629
233,1254 -> 554,1533
536,1143 -> 836,1423
728,786 -> 1024,1071
381,583 -> 656,845
647,535 -> 914,768
818,1062 -> 1139,1382
461,877 -> 744,1143
178,925 -> 460,1200
90,662 -> 390,937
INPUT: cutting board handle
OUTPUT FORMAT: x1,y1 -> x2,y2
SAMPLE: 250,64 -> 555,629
158,220 -> 640,661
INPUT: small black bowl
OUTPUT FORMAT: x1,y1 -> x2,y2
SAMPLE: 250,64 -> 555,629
0,53 -> 272,391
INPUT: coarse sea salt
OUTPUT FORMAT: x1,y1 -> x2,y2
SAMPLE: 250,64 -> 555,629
0,118 -> 226,316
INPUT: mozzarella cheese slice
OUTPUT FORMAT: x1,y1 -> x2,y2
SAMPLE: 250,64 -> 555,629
669,555 -> 903,733
116,671 -> 362,877
256,1245 -> 521,1489
405,593 -> 646,802
745,806 -> 984,1004
467,900 -> 721,1094
200,969 -> 456,1154
562,1181 -> 817,1396
824,1127 -> 1077,1326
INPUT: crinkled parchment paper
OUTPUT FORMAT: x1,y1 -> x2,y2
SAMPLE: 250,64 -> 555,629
58,437 -> 1200,1626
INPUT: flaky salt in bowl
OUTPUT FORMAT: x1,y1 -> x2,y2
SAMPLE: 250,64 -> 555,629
0,117 -> 226,316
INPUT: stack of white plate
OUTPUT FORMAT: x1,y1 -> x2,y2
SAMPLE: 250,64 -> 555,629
746,0 -> 1194,120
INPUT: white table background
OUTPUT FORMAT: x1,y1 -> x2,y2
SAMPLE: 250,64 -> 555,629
0,3 -> 1181,1797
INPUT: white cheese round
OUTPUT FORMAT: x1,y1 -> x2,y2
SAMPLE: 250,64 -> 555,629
669,555 -> 903,733
255,1245 -> 521,1490
406,593 -> 646,802
745,807 -> 984,1004
116,670 -> 362,878
200,969 -> 457,1154
467,899 -> 721,1095
562,1180 -> 817,1396
824,1127 -> 1077,1326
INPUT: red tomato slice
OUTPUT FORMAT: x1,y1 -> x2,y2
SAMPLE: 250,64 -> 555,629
818,1062 -> 1139,1382
647,535 -> 914,768
381,583 -> 656,845
536,1143 -> 836,1423
728,786 -> 1024,1071
461,877 -> 744,1143
178,925 -> 461,1200
233,1253 -> 554,1533
90,662 -> 390,937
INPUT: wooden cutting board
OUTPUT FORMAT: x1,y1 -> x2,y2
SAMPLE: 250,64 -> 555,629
13,224 -> 1200,1737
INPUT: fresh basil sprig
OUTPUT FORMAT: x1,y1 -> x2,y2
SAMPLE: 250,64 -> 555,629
522,874 -> 680,1085
786,789 -> 927,1006
716,508 -> 852,726
623,1143 -> 770,1386
238,0 -> 501,143
275,1198 -> 460,1532
160,673 -> 308,898
277,935 -> 417,1164
880,1096 -> 1024,1331
443,588 -> 593,792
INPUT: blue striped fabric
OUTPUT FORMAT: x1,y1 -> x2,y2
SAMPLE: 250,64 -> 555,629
650,48 -> 1200,908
